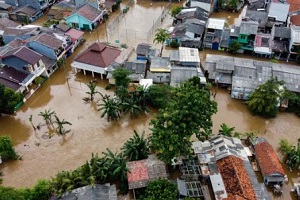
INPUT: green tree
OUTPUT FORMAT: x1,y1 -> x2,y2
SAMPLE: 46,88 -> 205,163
283,91 -> 300,116
98,95 -> 121,121
147,84 -> 172,108
171,6 -> 183,17
150,81 -> 217,164
228,0 -> 239,10
153,28 -> 169,56
219,123 -> 235,137
29,114 -> 36,130
29,180 -> 53,200
54,115 -> 72,135
142,178 -> 177,200
0,136 -> 19,161
122,97 -> 143,118
0,186 -> 25,200
85,80 -> 99,101
112,68 -> 131,88
280,139 -> 300,170
0,84 -> 23,114
247,78 -> 284,118
121,130 -> 149,161
228,40 -> 241,54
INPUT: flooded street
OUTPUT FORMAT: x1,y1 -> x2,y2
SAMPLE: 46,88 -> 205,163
0,1 -> 300,199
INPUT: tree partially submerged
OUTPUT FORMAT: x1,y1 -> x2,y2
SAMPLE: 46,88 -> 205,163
112,68 -> 131,88
153,28 -> 169,56
0,136 -> 19,161
247,78 -> 285,118
0,84 -> 23,114
228,40 -> 241,54
280,139 -> 300,170
85,80 -> 99,101
150,81 -> 217,164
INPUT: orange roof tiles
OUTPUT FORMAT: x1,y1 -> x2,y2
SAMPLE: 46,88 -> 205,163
254,141 -> 285,176
288,0 -> 300,26
217,156 -> 257,200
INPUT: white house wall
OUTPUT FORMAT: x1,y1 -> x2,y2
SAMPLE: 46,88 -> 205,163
71,61 -> 106,75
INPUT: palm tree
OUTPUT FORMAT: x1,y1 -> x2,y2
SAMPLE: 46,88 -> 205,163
153,28 -> 169,56
121,130 -> 149,161
54,115 -> 72,135
115,85 -> 129,103
98,95 -> 121,121
39,109 -> 56,127
85,80 -> 99,101
219,123 -> 235,137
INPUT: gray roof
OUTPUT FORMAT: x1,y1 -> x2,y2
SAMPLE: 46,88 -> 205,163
240,21 -> 258,35
248,0 -> 265,10
273,26 -> 291,38
136,43 -> 151,56
220,29 -> 230,48
125,60 -> 147,81
230,25 -> 240,37
14,5 -> 39,16
69,4 -> 103,22
291,26 -> 300,43
170,50 -> 179,62
59,184 -> 117,200
0,2 -> 12,9
268,2 -> 290,22
245,10 -> 268,28
176,7 -> 209,22
149,56 -> 170,70
171,22 -> 205,39
0,18 -> 19,31
216,60 -> 234,71
170,66 -> 198,85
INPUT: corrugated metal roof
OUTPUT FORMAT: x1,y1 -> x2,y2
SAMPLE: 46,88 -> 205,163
206,18 -> 226,30
179,47 -> 200,63
268,2 -> 290,22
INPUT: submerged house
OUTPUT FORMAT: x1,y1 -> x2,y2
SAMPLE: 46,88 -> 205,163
287,25 -> 300,61
9,5 -> 43,23
147,56 -> 171,83
253,33 -> 272,57
237,20 -> 258,52
173,7 -> 208,25
253,137 -> 286,186
203,18 -> 226,50
266,0 -> 290,29
65,4 -> 105,31
271,26 -> 291,60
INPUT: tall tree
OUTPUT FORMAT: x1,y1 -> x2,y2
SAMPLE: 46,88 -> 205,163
150,81 -> 217,164
247,77 -> 285,118
112,68 -> 131,88
85,80 -> 99,101
0,84 -> 23,114
98,95 -> 121,121
121,130 -> 149,161
153,28 -> 169,56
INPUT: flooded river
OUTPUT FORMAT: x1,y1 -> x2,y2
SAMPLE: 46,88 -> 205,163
1,1 -> 300,199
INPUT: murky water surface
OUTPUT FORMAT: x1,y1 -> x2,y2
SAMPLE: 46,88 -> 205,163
1,1 -> 300,199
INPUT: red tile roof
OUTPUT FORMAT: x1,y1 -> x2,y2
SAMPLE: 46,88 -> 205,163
27,33 -> 63,49
74,42 -> 121,68
65,29 -> 84,42
0,65 -> 29,91
217,156 -> 257,200
288,0 -> 300,26
254,141 -> 285,176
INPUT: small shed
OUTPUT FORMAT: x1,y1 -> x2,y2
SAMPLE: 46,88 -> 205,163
125,60 -> 147,82
136,43 -> 157,60
126,155 -> 168,199
253,137 -> 286,186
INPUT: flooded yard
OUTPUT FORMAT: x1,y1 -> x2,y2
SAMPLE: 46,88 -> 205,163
0,1 -> 300,199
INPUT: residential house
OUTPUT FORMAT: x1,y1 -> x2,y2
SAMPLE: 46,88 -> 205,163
272,63 -> 300,93
188,0 -> 212,14
205,54 -> 234,85
168,21 -> 205,48
191,136 -> 271,200
237,20 -> 258,52
1,46 -> 48,85
65,4 -> 105,31
0,2 -> 13,18
253,137 -> 286,186
220,28 -> 230,50
71,42 -> 132,78
5,0 -> 49,10
147,56 -> 171,83
287,25 -> 300,61
173,7 -> 209,25
245,10 -> 268,32
26,33 -> 66,60
50,184 -> 117,200
47,1 -> 75,20
254,33 -> 272,57
136,43 -> 157,60
170,66 -> 206,86
124,60 -> 147,82
0,65 -> 33,93
9,5 -> 43,23
203,18 -> 226,50
55,23 -> 71,33
65,28 -> 84,51
170,47 -> 201,67
0,18 -> 19,37
248,0 -> 265,11
271,26 -> 291,59
287,0 -> 300,26
3,27 -> 35,44
266,0 -> 290,29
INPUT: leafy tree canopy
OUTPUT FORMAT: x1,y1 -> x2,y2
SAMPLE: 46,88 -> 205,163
171,6 -> 183,17
228,40 -> 241,54
112,68 -> 131,88
0,84 -> 23,114
0,136 -> 19,161
147,84 -> 172,108
150,81 -> 217,164
142,178 -> 177,200
279,139 -> 300,170
247,77 -> 285,118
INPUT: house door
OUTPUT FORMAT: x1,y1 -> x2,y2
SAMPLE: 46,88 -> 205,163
212,42 -> 219,50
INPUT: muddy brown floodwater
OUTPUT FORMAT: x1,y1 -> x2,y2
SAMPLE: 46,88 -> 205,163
1,1 -> 300,199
